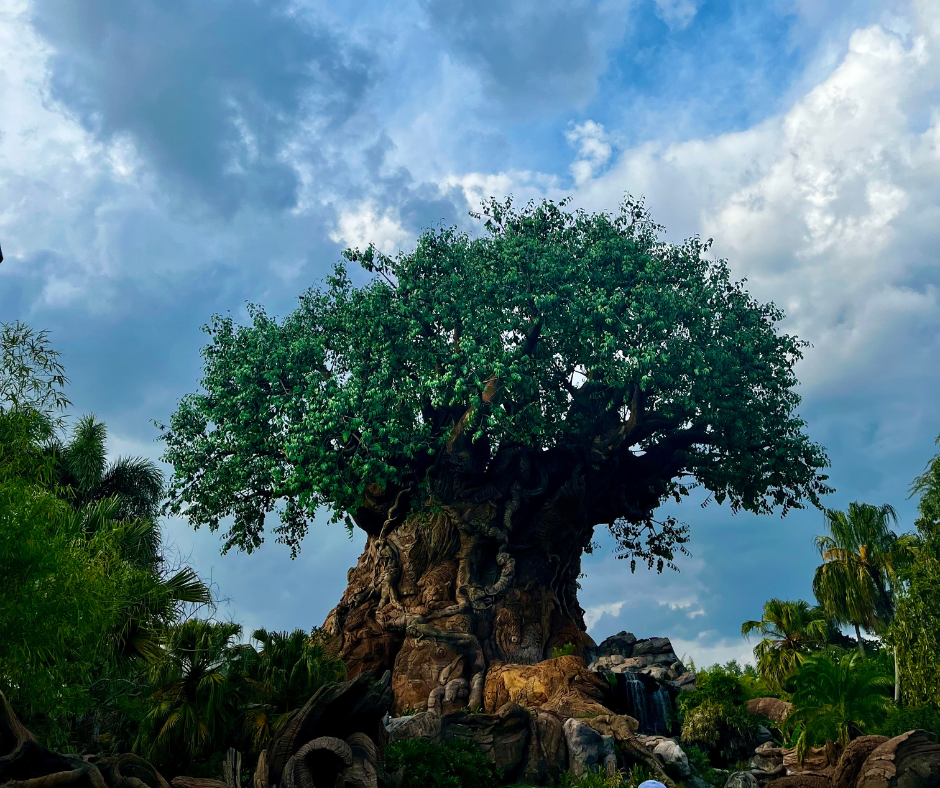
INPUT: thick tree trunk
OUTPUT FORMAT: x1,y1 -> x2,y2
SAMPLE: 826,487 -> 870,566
323,490 -> 596,715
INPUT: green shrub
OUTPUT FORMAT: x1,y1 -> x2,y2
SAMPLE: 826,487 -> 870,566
557,764 -> 651,788
551,643 -> 578,658
677,664 -> 762,766
876,704 -> 940,738
386,738 -> 499,788
683,745 -> 724,787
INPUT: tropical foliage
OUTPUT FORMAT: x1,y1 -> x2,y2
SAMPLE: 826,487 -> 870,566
678,663 -> 762,764
243,627 -> 346,750
741,599 -> 829,690
887,440 -> 940,706
385,738 -> 499,788
0,322 -> 209,750
786,651 -> 893,761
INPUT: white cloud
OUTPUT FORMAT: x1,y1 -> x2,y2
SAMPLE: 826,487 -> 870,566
584,600 -> 627,632
330,201 -> 412,255
660,599 -> 706,618
671,631 -> 755,669
448,6 -> 940,400
566,121 -> 613,186
653,0 -> 702,31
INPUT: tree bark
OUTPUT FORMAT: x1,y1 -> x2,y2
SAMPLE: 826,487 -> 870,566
323,474 -> 597,715
854,624 -> 865,658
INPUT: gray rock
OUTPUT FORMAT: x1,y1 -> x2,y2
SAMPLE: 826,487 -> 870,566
562,718 -> 616,779
442,703 -> 530,780
632,637 -> 674,657
724,772 -> 759,788
385,712 -> 442,743
653,739 -> 691,778
522,709 -> 567,785
686,777 -> 713,788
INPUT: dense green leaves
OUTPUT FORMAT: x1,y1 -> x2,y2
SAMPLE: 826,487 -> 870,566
742,599 -> 830,691
887,439 -> 940,706
0,323 -> 210,749
678,663 -> 763,763
813,503 -> 904,642
162,199 -> 829,556
786,651 -> 893,761
385,738 -> 499,788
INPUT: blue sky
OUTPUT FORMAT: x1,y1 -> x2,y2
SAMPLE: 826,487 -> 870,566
2,0 -> 939,666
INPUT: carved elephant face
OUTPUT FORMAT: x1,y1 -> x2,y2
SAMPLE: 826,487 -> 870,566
390,636 -> 465,715
493,605 -> 544,664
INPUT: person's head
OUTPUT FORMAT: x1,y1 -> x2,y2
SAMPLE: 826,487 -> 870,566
638,782 -> 667,788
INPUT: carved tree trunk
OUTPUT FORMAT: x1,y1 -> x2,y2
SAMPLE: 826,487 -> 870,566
323,465 -> 599,716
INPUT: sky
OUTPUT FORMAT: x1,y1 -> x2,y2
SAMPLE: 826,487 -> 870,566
2,0 -> 939,668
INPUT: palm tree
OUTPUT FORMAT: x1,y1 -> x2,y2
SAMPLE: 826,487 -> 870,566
139,620 -> 247,768
52,414 -> 163,524
243,628 -> 346,751
813,502 -> 909,700
742,599 -> 830,691
52,416 -> 210,660
787,650 -> 893,762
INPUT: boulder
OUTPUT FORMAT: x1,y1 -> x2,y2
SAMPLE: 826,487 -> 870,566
854,730 -> 940,788
521,709 -> 567,785
725,773 -> 760,788
385,703 -> 531,779
751,742 -> 786,779
562,718 -> 616,780
385,713 -> 442,743
830,735 -> 888,788
439,702 -> 530,780
653,739 -> 691,778
687,777 -> 714,788
172,781 -> 227,788
672,672 -> 697,692
765,777 -> 830,788
747,698 -> 793,725
783,742 -> 841,778
483,656 -> 611,718
632,637 -> 675,658
592,631 -> 638,661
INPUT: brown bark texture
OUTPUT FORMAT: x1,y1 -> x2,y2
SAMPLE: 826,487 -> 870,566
323,462 -> 602,715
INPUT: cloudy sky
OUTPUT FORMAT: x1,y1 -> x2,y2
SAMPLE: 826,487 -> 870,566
2,0 -> 939,667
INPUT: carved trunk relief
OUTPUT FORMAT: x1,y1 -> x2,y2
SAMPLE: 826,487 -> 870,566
323,473 -> 597,716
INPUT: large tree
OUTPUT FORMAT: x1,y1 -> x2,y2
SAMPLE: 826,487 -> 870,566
162,199 -> 830,714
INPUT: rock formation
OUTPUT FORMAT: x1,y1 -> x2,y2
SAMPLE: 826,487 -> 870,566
854,730 -> 940,788
747,698 -> 793,725
0,692 -> 163,788
257,671 -> 392,788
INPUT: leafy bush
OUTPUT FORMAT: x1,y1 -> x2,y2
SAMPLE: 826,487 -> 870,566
681,745 -> 725,787
551,643 -> 578,658
556,764 -> 651,788
386,738 -> 499,788
876,704 -> 940,738
677,664 -> 762,765
786,650 -> 893,761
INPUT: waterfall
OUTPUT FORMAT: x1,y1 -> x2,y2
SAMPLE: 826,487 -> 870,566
649,685 -> 672,735
613,672 -> 674,735
621,674 -> 649,731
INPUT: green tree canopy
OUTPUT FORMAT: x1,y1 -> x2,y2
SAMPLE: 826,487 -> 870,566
161,199 -> 830,559
888,437 -> 940,705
